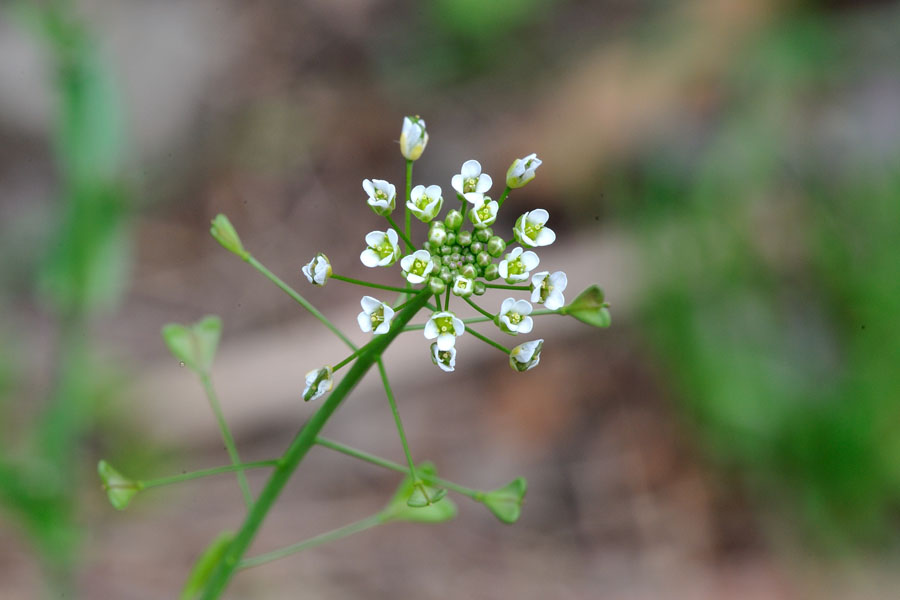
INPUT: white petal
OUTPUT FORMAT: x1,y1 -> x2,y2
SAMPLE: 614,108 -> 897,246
374,321 -> 391,335
521,251 -> 540,270
551,271 -> 568,291
518,317 -> 534,334
360,249 -> 380,267
365,231 -> 383,247
360,295 -> 381,313
464,192 -> 484,207
500,297 -> 515,314
529,209 -> 549,225
357,311 -> 372,332
386,229 -> 398,245
498,261 -> 509,279
400,254 -> 415,271
407,272 -> 425,284
545,291 -> 565,310
410,184 -> 425,201
534,228 -> 556,246
514,299 -> 533,315
362,179 -> 374,197
451,316 -> 465,335
461,160 -> 481,178
437,333 -> 456,351
475,173 -> 492,194
424,319 -> 439,340
451,174 -> 464,195
425,184 -> 442,197
383,305 -> 395,322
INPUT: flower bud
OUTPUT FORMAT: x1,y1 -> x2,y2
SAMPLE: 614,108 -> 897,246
430,342 -> 456,372
460,264 -> 477,280
457,230 -> 472,246
303,366 -> 334,402
428,276 -> 446,295
470,241 -> 483,254
399,116 -> 429,161
210,214 -> 249,260
444,209 -> 464,231
484,263 -> 500,281
451,275 -> 474,298
486,236 -> 506,258
506,153 -> 542,189
476,251 -> 492,268
475,227 -> 493,243
301,253 -> 332,286
473,281 -> 486,296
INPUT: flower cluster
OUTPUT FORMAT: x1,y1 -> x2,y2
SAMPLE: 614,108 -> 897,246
301,114 -> 576,397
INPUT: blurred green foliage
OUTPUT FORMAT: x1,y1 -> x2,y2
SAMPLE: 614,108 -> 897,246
626,10 -> 900,548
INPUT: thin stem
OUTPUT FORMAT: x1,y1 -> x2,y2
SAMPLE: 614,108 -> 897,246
505,238 -> 516,247
385,214 -> 416,250
531,308 -> 563,317
404,159 -> 413,253
200,373 -> 254,508
332,273 -> 409,295
247,255 -> 356,351
402,314 -> 494,332
198,289 -> 431,599
496,185 -> 511,209
463,296 -> 495,321
376,359 -> 421,490
466,327 -> 511,355
239,514 -> 384,570
444,286 -> 451,312
433,291 -> 443,312
485,283 -> 530,291
315,436 -> 481,500
141,460 -> 279,490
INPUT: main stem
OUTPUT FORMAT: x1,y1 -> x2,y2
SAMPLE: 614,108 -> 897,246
201,373 -> 254,508
198,288 -> 430,599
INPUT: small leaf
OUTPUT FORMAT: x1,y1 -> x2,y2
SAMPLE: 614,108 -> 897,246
382,463 -> 457,524
562,285 -> 611,328
482,477 -> 527,524
97,460 -> 142,510
161,316 -> 222,374
180,531 -> 234,600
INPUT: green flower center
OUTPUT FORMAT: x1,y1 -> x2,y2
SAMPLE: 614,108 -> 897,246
524,221 -> 543,240
463,177 -> 479,193
435,316 -> 454,334
508,312 -> 522,325
412,258 -> 427,274
370,307 -> 384,328
415,195 -> 432,210
375,189 -> 388,201
477,205 -> 492,221
508,258 -> 525,275
375,240 -> 395,258
438,350 -> 452,364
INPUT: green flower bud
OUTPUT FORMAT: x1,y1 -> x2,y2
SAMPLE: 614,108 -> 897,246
457,230 -> 472,246
473,281 -> 486,296
440,245 -> 452,256
460,264 -> 477,280
476,251 -> 491,268
210,214 -> 249,260
428,224 -> 448,246
470,241 -> 483,254
484,263 -> 500,281
446,231 -> 457,246
487,236 -> 506,258
440,266 -> 453,283
481,477 -> 527,524
445,209 -> 464,231
475,227 -> 493,243
98,460 -> 142,510
429,276 -> 446,295
561,285 -> 611,328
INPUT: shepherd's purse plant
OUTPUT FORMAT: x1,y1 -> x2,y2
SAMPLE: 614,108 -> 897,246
99,116 -> 611,599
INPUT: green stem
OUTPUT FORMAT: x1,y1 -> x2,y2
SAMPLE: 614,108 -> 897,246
141,460 -> 279,490
200,373 -> 254,508
315,437 -> 481,500
484,283 -> 530,291
463,297 -> 495,321
198,288 -> 431,599
332,273 -> 409,295
385,214 -> 416,250
404,159 -> 413,253
444,286 -> 451,312
239,514 -> 384,569
247,255 -> 356,351
496,185 -> 511,209
433,292 -> 443,312
466,327 -> 511,355
376,359 -> 421,488
333,345 -> 366,372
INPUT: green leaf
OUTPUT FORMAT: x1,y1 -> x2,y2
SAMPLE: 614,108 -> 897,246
97,460 -> 141,510
481,477 -> 527,524
161,316 -> 222,374
562,285 -> 611,328
180,531 -> 234,600
382,463 -> 457,523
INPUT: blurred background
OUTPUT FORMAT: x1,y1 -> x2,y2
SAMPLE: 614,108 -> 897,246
1,0 -> 899,598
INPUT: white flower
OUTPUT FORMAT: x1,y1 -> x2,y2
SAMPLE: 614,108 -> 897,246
301,252 -> 331,286
400,249 -> 435,284
363,179 -> 396,216
513,209 -> 556,248
498,247 -> 539,283
400,116 -> 428,161
467,197 -> 498,229
451,160 -> 492,196
360,229 -> 401,267
430,342 -> 456,372
408,184 -> 443,223
424,311 -> 465,351
357,296 -> 395,335
530,271 -> 567,310
506,153 -> 542,189
451,275 -> 474,298
497,298 -> 534,335
509,339 -> 543,372
303,366 -> 333,401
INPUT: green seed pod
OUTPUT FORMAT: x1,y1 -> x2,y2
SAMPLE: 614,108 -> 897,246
486,236 -> 506,258
476,251 -> 491,267
473,281 -> 486,295
457,230 -> 473,247
429,276 -> 446,295
484,263 -> 500,281
461,264 -> 478,279
445,210 -> 464,231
